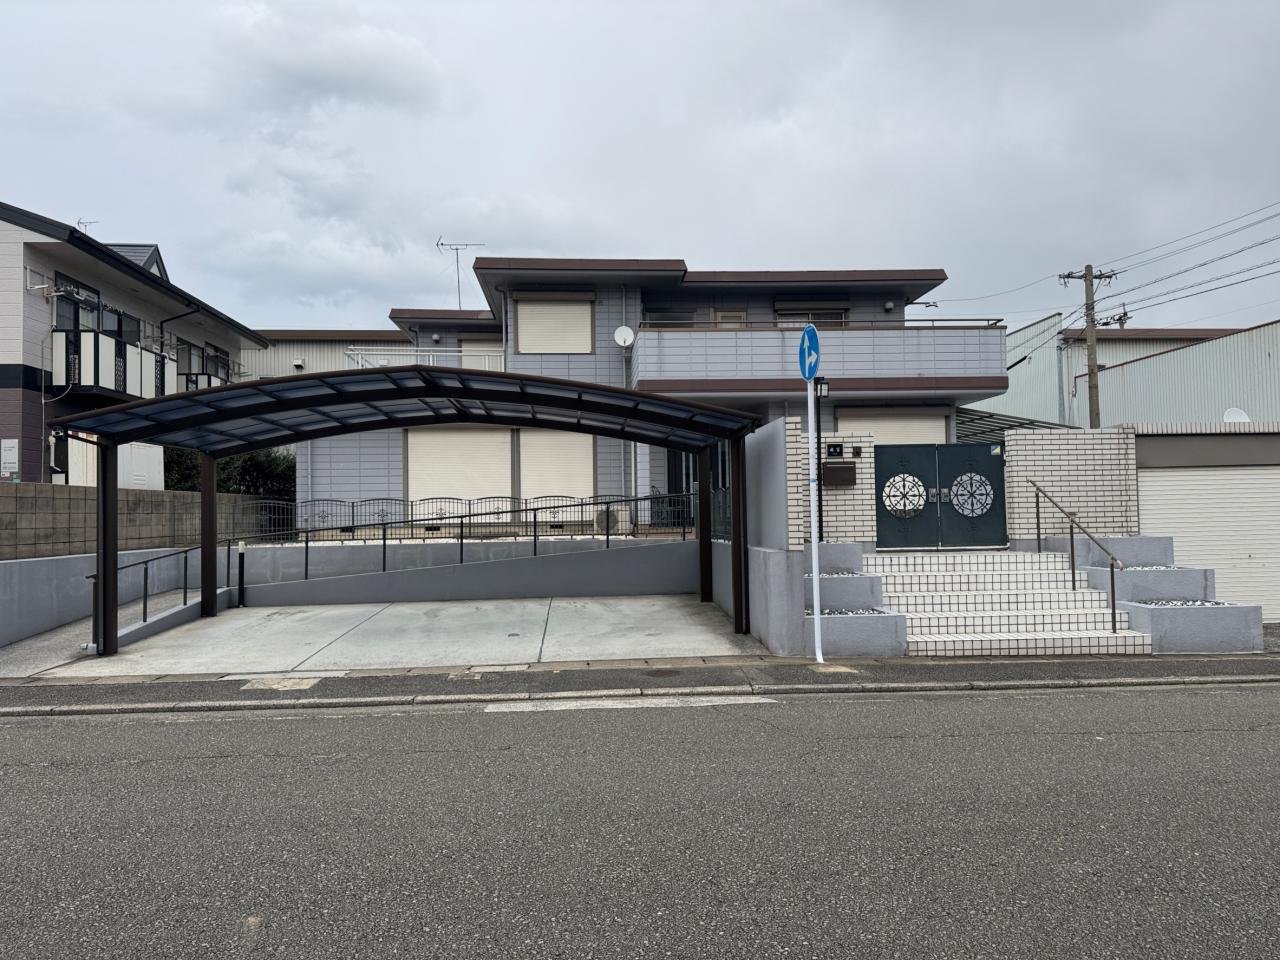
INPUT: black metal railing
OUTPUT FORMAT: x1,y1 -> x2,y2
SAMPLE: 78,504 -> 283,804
1029,479 -> 1123,634
86,492 -> 699,647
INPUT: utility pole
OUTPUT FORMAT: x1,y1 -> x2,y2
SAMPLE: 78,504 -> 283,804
436,238 -> 486,309
1059,263 -> 1116,429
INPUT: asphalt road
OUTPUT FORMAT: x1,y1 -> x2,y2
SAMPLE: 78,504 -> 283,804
2,686 -> 1278,959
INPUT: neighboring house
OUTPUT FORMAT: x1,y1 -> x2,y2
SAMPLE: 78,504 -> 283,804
270,257 -> 1008,504
0,200 -> 268,487
971,314 -> 1251,426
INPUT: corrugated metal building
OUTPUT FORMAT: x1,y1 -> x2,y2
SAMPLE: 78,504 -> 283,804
1073,320 -> 1280,426
971,317 -> 1248,426
241,328 -> 411,379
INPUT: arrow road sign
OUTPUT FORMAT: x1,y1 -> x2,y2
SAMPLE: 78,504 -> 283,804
798,323 -> 821,382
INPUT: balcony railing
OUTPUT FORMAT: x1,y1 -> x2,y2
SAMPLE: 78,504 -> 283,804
51,330 -> 173,399
345,347 -> 505,372
630,323 -> 1007,389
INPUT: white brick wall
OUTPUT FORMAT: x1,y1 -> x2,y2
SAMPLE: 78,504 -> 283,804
1004,428 -> 1137,539
784,417 -> 876,548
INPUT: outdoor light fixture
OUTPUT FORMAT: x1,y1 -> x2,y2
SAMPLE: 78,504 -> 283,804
815,377 -> 829,398
431,333 -> 442,343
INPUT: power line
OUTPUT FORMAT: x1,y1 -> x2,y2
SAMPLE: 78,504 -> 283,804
1095,231 -> 1280,304
1100,266 -> 1280,318
928,274 -> 1057,304
1099,198 -> 1280,269
1109,209 -> 1280,276
1100,256 -> 1280,310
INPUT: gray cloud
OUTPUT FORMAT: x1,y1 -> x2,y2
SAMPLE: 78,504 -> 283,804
1,0 -> 1276,332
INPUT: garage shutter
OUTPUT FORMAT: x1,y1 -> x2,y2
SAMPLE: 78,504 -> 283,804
1138,466 -> 1280,621
519,429 -> 594,499
837,408 -> 947,444
407,428 -> 512,500
517,301 -> 592,353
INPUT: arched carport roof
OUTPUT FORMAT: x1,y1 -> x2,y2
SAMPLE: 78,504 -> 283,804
50,365 -> 760,456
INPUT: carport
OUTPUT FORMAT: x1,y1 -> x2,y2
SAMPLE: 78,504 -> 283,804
50,366 -> 760,655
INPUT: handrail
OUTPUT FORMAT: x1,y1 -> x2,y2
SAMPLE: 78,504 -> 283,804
1027,480 -> 1124,569
84,491 -> 698,640
1027,479 -> 1123,634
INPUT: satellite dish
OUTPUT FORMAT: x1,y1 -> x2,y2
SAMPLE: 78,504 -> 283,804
613,325 -> 636,347
1223,407 -> 1251,423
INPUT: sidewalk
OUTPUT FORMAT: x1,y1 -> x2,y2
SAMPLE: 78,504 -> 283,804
3,651 -> 1280,717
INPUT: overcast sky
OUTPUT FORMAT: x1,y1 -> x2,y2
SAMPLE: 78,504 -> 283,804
3,0 -> 1278,332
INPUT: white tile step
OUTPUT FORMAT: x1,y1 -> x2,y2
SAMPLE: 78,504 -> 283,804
865,552 -> 1068,573
904,607 -> 1128,634
879,571 -> 1083,592
885,589 -> 1110,612
908,630 -> 1152,658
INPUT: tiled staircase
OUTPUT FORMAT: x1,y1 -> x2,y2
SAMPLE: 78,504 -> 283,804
866,550 -> 1152,657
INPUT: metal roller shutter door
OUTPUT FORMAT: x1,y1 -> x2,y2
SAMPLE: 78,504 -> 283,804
516,301 -> 593,353
519,429 -> 594,499
837,408 -> 947,444
1138,465 -> 1280,621
407,428 -> 512,500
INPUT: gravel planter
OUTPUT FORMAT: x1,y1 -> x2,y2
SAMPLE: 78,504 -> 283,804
1125,564 -> 1178,571
1141,599 -> 1229,607
820,607 -> 886,616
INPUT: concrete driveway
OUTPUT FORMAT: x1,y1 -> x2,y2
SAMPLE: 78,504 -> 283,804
30,595 -> 764,679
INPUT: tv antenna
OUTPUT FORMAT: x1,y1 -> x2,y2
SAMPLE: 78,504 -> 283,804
76,218 -> 99,235
436,237 -> 485,309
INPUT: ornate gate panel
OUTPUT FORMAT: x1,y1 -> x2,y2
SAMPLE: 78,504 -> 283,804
873,444 -> 939,549
874,443 -> 1007,548
936,443 -> 1006,548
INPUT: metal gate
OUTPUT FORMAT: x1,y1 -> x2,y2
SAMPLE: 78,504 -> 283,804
874,443 -> 1006,548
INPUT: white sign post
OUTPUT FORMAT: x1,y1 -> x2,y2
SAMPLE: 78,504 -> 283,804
797,324 -> 824,663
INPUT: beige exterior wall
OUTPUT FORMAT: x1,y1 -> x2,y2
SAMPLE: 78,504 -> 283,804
784,417 -> 876,548
1003,428 -> 1138,539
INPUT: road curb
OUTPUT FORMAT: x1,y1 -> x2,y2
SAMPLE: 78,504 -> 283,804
2,672 -> 1279,718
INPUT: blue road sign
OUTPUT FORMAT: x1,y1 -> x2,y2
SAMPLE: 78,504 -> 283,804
797,323 -> 821,382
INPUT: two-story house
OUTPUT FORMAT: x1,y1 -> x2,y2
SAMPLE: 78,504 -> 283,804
0,201 -> 267,487
276,257 -> 1007,506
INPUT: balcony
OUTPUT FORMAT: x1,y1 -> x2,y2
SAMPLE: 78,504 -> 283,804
345,346 -> 506,372
630,322 -> 1008,402
51,330 -> 174,400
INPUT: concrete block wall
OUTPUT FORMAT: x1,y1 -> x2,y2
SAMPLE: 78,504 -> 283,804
784,418 -> 876,548
1004,428 -> 1137,541
0,482 -> 265,560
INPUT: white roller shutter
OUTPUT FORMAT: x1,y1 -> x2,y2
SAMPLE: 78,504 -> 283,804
407,428 -> 512,500
519,429 -> 594,499
837,408 -> 947,444
1138,465 -> 1280,621
516,301 -> 592,353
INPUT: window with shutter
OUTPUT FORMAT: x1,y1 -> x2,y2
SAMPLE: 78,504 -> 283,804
516,301 -> 593,353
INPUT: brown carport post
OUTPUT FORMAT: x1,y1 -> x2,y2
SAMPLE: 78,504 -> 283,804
730,436 -> 749,635
200,453 -> 218,617
95,442 -> 119,656
697,448 -> 713,603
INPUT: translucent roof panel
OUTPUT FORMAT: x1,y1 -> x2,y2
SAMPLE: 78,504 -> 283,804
51,364 -> 758,456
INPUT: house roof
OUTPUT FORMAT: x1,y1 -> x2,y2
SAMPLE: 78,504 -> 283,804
1059,327 -> 1246,341
0,200 -> 268,348
106,243 -> 167,280
469,257 -> 949,318
256,328 -> 411,343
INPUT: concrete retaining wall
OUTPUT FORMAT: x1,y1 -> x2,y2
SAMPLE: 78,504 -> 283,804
244,540 -> 699,606
0,546 -> 226,649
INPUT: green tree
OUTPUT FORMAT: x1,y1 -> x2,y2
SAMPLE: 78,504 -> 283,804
165,447 -> 296,500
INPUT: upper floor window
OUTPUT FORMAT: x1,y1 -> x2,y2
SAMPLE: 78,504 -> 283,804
516,301 -> 593,354
775,309 -> 847,328
99,307 -> 143,345
176,338 -> 205,375
713,309 -> 747,329
206,344 -> 231,381
53,274 -> 100,331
